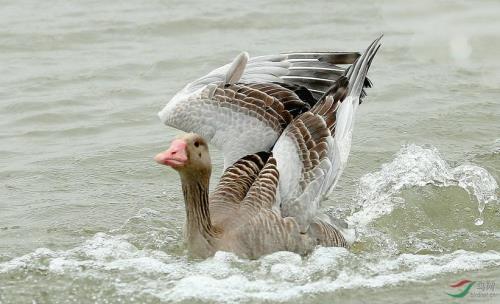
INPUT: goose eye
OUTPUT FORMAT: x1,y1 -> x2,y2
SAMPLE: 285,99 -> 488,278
194,141 -> 200,148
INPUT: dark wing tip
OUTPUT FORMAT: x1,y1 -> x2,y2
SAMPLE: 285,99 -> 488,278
238,151 -> 272,170
255,151 -> 272,163
316,75 -> 349,104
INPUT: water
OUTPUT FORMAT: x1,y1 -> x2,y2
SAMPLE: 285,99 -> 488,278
1,0 -> 499,303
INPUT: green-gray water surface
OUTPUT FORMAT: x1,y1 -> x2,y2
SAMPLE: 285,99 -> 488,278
1,0 -> 499,303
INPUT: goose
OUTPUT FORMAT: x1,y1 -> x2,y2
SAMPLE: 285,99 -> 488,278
155,36 -> 382,259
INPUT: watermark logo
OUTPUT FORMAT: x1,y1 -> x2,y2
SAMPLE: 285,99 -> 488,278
446,279 -> 497,299
446,279 -> 475,298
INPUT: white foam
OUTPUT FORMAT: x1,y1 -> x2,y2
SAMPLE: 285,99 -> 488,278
0,247 -> 56,273
1,232 -> 499,303
349,144 -> 498,226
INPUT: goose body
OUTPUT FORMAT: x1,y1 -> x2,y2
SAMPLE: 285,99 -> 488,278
155,37 -> 382,259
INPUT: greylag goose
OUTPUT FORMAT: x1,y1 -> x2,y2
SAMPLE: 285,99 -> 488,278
155,37 -> 382,259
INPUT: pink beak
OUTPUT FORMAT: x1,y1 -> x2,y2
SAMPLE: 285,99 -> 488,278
155,139 -> 188,168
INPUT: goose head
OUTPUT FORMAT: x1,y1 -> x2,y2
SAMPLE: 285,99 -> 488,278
155,133 -> 211,175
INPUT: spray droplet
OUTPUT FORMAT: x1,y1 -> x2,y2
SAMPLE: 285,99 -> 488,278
474,217 -> 484,226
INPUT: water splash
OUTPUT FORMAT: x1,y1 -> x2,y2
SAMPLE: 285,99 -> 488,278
349,144 -> 498,226
0,232 -> 499,303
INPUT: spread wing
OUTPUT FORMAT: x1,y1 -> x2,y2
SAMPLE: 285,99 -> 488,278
273,36 -> 382,232
158,49 -> 368,167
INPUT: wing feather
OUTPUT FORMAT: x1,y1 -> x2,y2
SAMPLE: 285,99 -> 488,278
241,157 -> 279,211
159,39 -> 379,167
273,112 -> 333,231
211,152 -> 270,206
160,81 -> 309,167
273,36 -> 382,232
